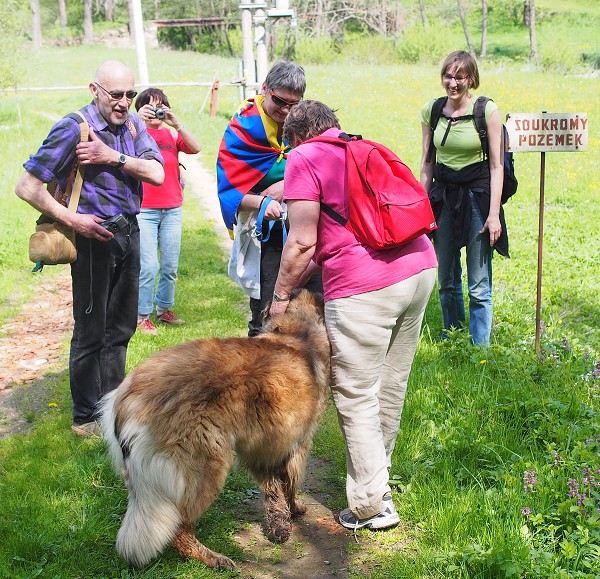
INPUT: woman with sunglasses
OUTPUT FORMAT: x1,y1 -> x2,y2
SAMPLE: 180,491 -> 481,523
217,60 -> 322,336
420,50 -> 508,347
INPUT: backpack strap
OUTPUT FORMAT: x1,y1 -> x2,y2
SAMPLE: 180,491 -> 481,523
320,202 -> 347,226
303,131 -> 356,225
473,96 -> 491,160
316,131 -> 363,225
425,97 -> 447,164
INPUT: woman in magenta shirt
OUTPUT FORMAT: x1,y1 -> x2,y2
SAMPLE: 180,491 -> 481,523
269,100 -> 437,531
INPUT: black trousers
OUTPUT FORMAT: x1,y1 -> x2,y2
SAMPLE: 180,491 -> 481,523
248,223 -> 323,336
69,221 -> 140,424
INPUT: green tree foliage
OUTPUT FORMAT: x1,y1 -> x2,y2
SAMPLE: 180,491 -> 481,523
16,0 -> 600,72
0,0 -> 27,89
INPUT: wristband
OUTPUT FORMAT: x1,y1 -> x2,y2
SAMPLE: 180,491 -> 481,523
273,292 -> 290,303
175,124 -> 184,131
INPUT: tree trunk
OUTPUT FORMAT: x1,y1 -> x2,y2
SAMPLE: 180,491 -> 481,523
315,0 -> 323,37
457,0 -> 476,57
378,0 -> 387,36
480,0 -> 487,59
31,0 -> 42,52
83,0 -> 93,44
128,0 -> 135,44
57,0 -> 67,27
105,0 -> 114,22
527,0 -> 538,60
419,0 -> 428,27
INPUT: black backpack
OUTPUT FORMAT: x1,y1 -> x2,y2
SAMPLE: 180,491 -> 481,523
427,95 -> 518,204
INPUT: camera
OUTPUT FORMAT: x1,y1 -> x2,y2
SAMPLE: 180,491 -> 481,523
153,107 -> 166,119
101,213 -> 128,233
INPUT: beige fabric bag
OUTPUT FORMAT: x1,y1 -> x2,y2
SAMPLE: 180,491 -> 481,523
28,112 -> 89,267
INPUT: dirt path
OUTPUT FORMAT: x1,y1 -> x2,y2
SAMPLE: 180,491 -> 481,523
0,155 -> 359,577
0,272 -> 73,436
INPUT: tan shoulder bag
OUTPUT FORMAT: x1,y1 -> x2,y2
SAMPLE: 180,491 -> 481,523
29,112 -> 89,270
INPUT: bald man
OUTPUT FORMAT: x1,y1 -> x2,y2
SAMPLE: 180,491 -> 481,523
16,60 -> 165,437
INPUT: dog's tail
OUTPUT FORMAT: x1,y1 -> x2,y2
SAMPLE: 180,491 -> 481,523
100,383 -> 183,567
116,449 -> 183,567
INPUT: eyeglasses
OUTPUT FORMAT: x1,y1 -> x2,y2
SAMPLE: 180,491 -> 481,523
95,83 -> 138,101
443,74 -> 468,83
269,89 -> 301,108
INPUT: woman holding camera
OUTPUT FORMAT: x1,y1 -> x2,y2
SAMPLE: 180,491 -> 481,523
134,88 -> 201,334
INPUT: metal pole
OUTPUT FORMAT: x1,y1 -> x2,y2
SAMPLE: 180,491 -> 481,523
255,8 -> 268,87
241,5 -> 256,95
131,0 -> 149,88
535,150 -> 546,357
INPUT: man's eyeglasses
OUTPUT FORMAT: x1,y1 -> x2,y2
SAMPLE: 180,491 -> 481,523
443,74 -> 468,83
269,89 -> 301,108
95,83 -> 138,101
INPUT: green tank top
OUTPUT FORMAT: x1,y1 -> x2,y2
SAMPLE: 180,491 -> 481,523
421,96 -> 498,171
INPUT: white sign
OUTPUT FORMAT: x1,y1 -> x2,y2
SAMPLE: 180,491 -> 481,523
505,112 -> 588,153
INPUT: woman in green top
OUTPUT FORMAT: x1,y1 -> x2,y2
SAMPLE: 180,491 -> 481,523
419,50 -> 506,347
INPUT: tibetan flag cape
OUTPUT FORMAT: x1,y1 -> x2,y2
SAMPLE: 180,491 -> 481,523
216,95 -> 290,231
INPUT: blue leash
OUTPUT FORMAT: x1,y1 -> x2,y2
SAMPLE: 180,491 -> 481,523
254,196 -> 288,244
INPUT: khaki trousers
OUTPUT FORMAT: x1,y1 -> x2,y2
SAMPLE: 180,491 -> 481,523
325,268 -> 436,519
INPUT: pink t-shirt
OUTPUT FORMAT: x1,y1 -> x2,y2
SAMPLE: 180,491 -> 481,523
142,127 -> 195,209
284,128 -> 437,302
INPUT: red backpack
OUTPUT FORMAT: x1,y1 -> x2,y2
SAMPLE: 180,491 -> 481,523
304,132 -> 437,250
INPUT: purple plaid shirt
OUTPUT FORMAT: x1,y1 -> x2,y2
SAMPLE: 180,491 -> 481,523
24,103 -> 163,218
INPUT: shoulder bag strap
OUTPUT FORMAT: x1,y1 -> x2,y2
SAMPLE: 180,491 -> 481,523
254,196 -> 274,242
67,112 -> 90,212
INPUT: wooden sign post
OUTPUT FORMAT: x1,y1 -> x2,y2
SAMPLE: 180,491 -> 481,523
505,112 -> 588,356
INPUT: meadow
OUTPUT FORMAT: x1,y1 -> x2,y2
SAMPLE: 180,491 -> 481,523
0,44 -> 599,577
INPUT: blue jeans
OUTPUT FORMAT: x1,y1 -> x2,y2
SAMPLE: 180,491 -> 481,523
434,191 -> 493,346
138,207 -> 183,316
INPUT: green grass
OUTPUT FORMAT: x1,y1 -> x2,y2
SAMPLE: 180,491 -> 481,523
1,42 -> 600,577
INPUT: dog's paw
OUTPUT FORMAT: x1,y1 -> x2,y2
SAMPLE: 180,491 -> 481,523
215,554 -> 236,570
266,513 -> 292,543
291,500 -> 307,517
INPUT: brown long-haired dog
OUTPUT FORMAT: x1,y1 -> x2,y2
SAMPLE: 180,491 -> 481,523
100,289 -> 330,570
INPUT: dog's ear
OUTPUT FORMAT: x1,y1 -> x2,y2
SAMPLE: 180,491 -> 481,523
290,288 -> 324,313
263,289 -> 325,332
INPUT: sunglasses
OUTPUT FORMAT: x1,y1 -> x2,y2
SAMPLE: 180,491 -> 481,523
95,83 -> 138,101
269,89 -> 301,108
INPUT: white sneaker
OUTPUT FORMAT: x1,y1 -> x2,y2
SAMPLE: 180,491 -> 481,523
338,492 -> 400,530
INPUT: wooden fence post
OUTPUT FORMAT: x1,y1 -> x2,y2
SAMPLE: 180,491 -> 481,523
209,81 -> 220,117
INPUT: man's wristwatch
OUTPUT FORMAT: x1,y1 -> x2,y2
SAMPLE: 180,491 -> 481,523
116,153 -> 127,168
273,292 -> 290,303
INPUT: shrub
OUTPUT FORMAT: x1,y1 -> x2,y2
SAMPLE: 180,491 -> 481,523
476,0 -> 525,30
294,36 -> 339,65
396,23 -> 455,65
539,42 -> 583,74
339,34 -> 397,66
0,0 -> 27,88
